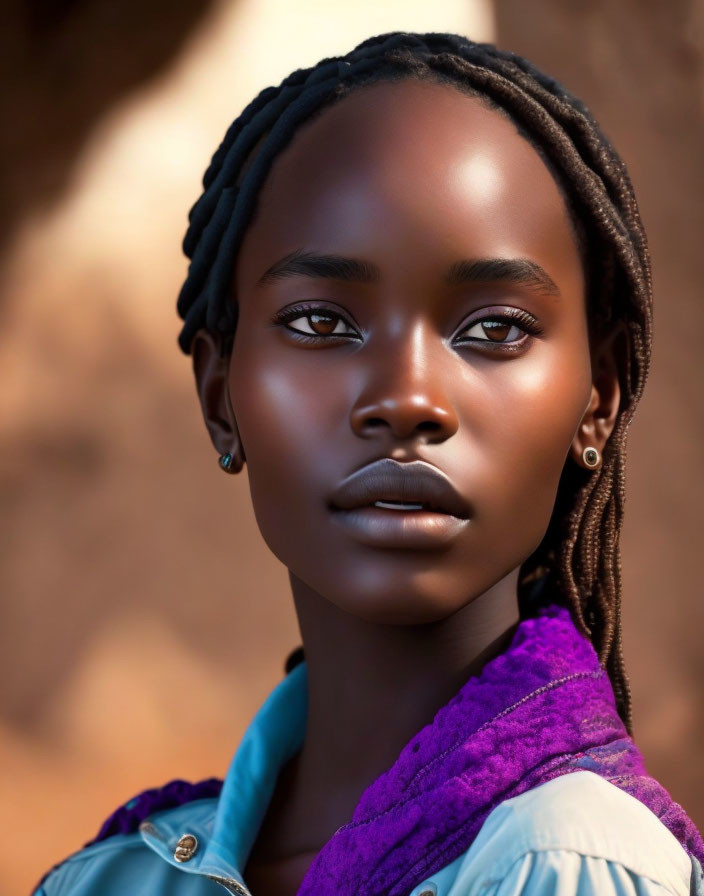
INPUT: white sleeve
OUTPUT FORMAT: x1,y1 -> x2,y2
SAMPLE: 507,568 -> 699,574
483,849 -> 683,896
440,772 -> 694,896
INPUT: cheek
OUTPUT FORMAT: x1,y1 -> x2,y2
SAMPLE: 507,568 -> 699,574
227,344 -> 342,554
468,338 -> 592,555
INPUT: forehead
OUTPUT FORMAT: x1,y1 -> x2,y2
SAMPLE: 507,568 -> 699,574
235,78 -> 584,296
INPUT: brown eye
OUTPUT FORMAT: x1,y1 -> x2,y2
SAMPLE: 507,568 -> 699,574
454,309 -> 542,348
479,320 -> 514,342
459,319 -> 526,344
306,312 -> 340,336
272,304 -> 360,340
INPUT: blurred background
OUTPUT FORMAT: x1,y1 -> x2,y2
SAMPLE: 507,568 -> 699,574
1,0 -> 702,892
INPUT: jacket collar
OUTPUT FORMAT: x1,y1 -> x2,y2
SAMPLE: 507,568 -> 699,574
139,661 -> 307,893
210,661 -> 308,873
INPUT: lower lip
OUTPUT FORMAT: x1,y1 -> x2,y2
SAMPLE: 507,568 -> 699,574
330,506 -> 470,550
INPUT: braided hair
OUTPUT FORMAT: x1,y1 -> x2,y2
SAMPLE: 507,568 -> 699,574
176,32 -> 653,737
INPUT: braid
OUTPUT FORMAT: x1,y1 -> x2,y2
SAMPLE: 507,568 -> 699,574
177,32 -> 652,737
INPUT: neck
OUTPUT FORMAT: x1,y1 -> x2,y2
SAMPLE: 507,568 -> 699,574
284,571 -> 521,853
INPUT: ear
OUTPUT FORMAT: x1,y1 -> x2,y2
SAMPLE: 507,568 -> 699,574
570,321 -> 627,470
191,328 -> 245,473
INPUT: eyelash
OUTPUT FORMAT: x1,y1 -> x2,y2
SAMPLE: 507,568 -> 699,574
270,302 -> 544,351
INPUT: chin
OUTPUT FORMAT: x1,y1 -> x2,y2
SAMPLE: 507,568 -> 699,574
332,582 -> 466,626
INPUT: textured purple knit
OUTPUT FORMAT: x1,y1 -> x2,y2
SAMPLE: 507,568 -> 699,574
296,602 -> 704,896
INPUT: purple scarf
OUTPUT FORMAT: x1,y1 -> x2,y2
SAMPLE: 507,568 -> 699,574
297,602 -> 704,896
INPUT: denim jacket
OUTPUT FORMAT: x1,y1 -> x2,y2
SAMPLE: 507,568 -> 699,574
34,661 -> 702,896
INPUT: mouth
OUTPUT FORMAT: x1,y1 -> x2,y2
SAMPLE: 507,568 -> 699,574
328,458 -> 471,549
329,457 -> 471,519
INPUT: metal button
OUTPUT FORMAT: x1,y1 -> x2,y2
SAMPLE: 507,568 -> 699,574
174,832 -> 198,862
418,888 -> 437,896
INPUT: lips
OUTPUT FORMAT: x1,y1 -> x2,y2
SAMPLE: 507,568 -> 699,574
329,458 -> 471,519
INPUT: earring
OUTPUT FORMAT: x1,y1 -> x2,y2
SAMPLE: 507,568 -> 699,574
218,452 -> 238,474
582,446 -> 600,468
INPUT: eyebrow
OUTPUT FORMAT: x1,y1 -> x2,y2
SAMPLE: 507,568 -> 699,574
445,258 -> 560,296
256,249 -> 560,297
257,250 -> 378,286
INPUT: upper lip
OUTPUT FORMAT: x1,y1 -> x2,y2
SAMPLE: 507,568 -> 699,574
329,458 -> 471,519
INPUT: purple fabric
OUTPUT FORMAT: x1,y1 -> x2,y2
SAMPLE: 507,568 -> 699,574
85,777 -> 223,846
297,603 -> 704,896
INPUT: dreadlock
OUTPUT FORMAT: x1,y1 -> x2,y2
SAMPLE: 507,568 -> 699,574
176,32 -> 653,737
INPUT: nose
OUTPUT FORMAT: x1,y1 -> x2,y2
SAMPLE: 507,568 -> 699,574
349,325 -> 459,443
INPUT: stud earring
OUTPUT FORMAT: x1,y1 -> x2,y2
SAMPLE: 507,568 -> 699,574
218,452 -> 238,473
582,446 -> 600,468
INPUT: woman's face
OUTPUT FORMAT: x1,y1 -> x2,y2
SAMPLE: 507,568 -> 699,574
222,78 -> 593,624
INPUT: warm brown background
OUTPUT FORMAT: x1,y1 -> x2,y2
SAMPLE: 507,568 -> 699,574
2,1 -> 702,894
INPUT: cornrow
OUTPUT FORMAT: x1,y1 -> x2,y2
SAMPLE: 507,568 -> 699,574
176,32 -> 653,737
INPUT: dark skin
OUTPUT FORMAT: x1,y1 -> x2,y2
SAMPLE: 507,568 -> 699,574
192,78 -> 623,895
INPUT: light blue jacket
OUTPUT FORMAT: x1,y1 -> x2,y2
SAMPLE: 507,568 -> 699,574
34,661 -> 702,895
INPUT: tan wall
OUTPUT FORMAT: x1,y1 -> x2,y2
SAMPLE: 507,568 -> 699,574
2,1 -> 701,893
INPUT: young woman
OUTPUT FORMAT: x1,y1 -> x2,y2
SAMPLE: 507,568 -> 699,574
34,31 -> 704,896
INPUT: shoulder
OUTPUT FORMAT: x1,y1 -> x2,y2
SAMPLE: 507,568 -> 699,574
32,779 -> 223,896
440,770 -> 694,896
